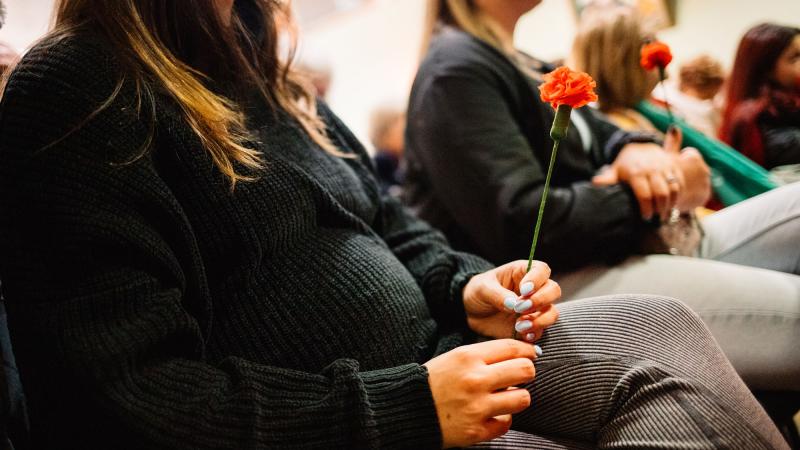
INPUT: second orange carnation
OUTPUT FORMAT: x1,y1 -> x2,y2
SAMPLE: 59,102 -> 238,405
640,41 -> 673,71
538,66 -> 598,110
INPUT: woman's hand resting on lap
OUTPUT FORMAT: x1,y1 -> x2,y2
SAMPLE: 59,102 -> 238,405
593,127 -> 711,219
424,339 -> 538,448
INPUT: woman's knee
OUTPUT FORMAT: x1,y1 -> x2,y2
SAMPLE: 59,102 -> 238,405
567,294 -> 704,328
553,294 -> 714,356
623,294 -> 706,328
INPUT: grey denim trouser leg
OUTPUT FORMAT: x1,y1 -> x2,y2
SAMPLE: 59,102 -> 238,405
699,181 -> 800,275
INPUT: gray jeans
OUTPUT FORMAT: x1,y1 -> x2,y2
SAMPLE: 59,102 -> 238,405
472,296 -> 789,449
557,182 -> 800,391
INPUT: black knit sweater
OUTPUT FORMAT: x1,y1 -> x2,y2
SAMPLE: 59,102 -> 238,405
0,33 -> 492,449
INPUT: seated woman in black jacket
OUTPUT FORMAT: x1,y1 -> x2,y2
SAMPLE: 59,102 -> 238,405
0,0 -> 788,448
405,0 -> 800,393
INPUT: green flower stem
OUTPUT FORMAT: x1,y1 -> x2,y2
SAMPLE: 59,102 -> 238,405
514,104 -> 571,340
527,104 -> 571,271
526,138 -> 561,272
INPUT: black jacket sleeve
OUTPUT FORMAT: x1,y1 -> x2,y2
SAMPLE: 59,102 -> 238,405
405,67 -> 644,270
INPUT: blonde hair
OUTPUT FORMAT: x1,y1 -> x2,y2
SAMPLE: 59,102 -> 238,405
40,0 -> 339,189
421,0 -> 512,58
570,6 -> 656,111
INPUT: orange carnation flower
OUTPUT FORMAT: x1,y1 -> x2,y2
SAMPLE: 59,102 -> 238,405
538,66 -> 598,110
640,41 -> 673,71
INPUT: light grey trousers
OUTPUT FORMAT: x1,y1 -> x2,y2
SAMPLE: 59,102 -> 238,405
557,182 -> 800,391
473,296 -> 788,449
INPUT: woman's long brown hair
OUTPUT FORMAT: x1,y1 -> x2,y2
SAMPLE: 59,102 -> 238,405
46,0 -> 339,188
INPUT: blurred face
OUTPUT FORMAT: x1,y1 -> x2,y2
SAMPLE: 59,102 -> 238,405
772,34 -> 800,90
474,0 -> 543,28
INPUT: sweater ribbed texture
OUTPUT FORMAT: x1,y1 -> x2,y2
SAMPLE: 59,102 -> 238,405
0,33 -> 492,449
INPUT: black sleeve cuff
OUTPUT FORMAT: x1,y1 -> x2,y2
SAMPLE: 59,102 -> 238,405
361,364 -> 442,449
604,130 -> 661,163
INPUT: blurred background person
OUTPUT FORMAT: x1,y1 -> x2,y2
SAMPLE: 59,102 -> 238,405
720,23 -> 800,170
404,0 -> 800,409
571,5 -> 779,208
652,55 -> 726,137
570,5 -> 661,132
369,105 -> 406,197
571,6 -> 724,138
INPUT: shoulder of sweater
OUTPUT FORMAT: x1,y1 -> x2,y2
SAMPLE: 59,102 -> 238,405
421,27 -> 519,81
6,30 -> 123,101
0,31 -> 153,175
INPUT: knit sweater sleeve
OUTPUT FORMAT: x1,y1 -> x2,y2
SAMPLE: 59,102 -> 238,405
320,105 -> 494,332
0,40 -> 442,449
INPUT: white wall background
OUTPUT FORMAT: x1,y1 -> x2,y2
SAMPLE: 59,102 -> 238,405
0,0 -> 53,52
2,0 -> 799,149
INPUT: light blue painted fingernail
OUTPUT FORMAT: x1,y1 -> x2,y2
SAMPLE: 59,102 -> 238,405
514,299 -> 533,313
534,345 -> 543,357
503,296 -> 518,311
520,282 -> 535,297
515,320 -> 533,332
524,333 -> 536,342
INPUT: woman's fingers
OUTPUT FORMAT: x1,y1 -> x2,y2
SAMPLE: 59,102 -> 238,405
629,175 -> 655,220
472,339 -> 538,365
517,306 -> 560,342
476,260 -> 558,318
592,165 -> 619,185
532,305 -> 559,330
485,387 -> 532,418
666,169 -> 682,212
486,357 -> 537,391
648,172 -> 672,221
483,415 -> 514,442
516,260 -> 551,300
514,279 -> 560,314
663,125 -> 683,154
468,266 -> 520,315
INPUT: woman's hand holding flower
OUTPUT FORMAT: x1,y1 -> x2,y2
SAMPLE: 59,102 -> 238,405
462,260 -> 560,343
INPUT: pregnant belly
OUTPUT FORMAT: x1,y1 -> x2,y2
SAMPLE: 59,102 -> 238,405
208,229 -> 440,372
